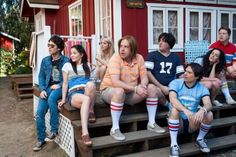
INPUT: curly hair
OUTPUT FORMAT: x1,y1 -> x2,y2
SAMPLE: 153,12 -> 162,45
202,48 -> 226,77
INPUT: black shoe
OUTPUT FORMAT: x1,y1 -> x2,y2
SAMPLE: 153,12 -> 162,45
45,132 -> 58,142
33,141 -> 46,151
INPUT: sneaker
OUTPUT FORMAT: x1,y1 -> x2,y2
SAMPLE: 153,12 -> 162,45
33,141 -> 46,151
110,129 -> 126,141
169,145 -> 180,157
226,97 -> 236,105
196,139 -> 210,153
212,100 -> 223,107
45,132 -> 58,142
147,123 -> 166,133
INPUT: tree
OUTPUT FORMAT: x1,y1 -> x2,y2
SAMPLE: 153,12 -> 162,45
1,0 -> 33,52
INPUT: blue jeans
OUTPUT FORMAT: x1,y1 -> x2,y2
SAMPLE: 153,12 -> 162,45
36,87 -> 62,142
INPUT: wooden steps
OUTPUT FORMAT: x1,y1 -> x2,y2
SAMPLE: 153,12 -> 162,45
118,134 -> 236,157
91,116 -> 236,150
10,74 -> 33,99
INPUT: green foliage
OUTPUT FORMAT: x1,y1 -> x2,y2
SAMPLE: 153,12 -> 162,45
0,0 -> 33,53
0,48 -> 32,75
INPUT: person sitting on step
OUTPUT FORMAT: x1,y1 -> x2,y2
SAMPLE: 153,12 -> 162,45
168,63 -> 213,157
58,44 -> 96,146
95,36 -> 114,82
194,48 -> 236,106
100,35 -> 165,141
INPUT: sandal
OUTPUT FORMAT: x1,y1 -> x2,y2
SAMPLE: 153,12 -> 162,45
82,134 -> 92,146
88,112 -> 96,123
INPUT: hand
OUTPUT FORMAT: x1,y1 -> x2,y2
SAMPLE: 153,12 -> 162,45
50,84 -> 60,90
184,109 -> 194,120
191,109 -> 205,125
136,85 -> 147,98
40,90 -> 47,99
58,100 -> 66,110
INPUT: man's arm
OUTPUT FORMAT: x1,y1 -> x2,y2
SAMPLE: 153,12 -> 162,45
169,91 -> 193,118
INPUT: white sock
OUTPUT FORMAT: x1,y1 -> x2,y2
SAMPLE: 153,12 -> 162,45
197,123 -> 211,140
110,102 -> 123,132
221,81 -> 231,99
168,119 -> 179,147
146,98 -> 158,126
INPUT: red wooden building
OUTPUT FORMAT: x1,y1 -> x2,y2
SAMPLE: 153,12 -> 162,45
20,0 -> 236,61
0,32 -> 20,51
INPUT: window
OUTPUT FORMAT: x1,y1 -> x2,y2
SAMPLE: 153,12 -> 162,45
69,1 -> 83,36
35,9 -> 45,32
219,11 -> 236,43
147,4 -> 183,51
99,0 -> 112,38
186,8 -> 216,43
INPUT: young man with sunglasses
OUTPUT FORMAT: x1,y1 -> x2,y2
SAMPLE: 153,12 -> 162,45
33,35 -> 69,151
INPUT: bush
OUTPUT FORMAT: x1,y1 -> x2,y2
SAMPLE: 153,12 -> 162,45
0,48 -> 31,75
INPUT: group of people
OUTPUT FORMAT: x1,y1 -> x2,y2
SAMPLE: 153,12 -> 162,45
33,27 -> 236,157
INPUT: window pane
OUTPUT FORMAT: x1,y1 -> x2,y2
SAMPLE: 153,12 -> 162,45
190,28 -> 199,40
153,28 -> 163,44
107,0 -> 111,18
153,10 -> 163,27
190,12 -> 199,40
102,0 -> 106,18
190,12 -> 198,27
233,14 -> 236,28
233,30 -> 236,43
221,13 -> 229,27
168,11 -> 178,44
203,29 -> 211,42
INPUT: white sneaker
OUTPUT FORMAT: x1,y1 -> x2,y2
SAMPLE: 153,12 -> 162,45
110,129 -> 126,141
212,100 -> 223,107
147,123 -> 166,133
226,97 -> 236,105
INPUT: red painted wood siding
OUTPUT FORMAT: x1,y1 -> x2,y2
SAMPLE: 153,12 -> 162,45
0,35 -> 13,51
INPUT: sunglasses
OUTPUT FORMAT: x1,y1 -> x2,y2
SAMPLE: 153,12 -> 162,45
47,43 -> 56,48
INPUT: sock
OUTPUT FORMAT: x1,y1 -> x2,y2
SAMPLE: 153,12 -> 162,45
197,123 -> 212,140
110,102 -> 123,132
221,81 -> 231,99
168,119 -> 179,147
146,98 -> 158,126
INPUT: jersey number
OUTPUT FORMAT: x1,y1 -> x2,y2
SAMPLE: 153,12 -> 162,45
160,62 -> 172,74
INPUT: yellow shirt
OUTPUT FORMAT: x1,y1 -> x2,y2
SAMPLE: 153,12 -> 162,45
100,53 -> 147,90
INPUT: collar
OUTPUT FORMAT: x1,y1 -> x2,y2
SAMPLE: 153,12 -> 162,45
122,56 -> 138,66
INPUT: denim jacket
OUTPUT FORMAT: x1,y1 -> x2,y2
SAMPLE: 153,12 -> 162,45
38,55 -> 69,92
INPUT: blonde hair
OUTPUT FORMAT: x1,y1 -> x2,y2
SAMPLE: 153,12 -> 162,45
99,37 -> 114,59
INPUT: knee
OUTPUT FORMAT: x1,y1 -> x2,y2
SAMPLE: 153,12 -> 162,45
86,82 -> 96,92
212,81 -> 221,89
204,111 -> 213,123
147,84 -> 157,94
100,65 -> 107,71
112,88 -> 125,99
169,107 -> 179,119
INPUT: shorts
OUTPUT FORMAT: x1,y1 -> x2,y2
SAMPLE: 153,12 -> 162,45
101,87 -> 136,105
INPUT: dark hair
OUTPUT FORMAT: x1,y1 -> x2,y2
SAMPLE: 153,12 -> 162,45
219,26 -> 231,36
70,44 -> 90,77
48,35 -> 64,52
202,48 -> 226,76
158,32 -> 176,49
118,35 -> 137,59
185,63 -> 203,81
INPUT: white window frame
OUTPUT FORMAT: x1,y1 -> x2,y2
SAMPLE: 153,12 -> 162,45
68,0 -> 83,36
218,10 -> 236,43
218,0 -> 236,5
186,7 -> 216,43
147,3 -> 183,52
185,0 -> 216,4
